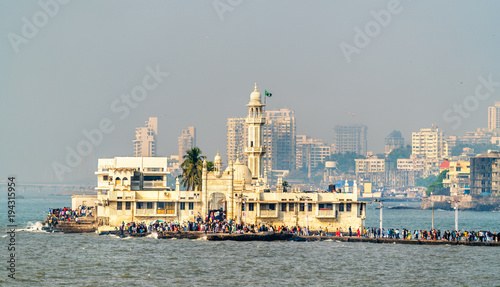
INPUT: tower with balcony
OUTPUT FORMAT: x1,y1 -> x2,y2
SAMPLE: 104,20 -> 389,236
245,83 -> 266,180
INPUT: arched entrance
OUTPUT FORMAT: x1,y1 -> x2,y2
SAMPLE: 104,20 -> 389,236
209,192 -> 226,212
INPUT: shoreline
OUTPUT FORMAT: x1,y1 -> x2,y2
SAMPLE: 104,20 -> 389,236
90,230 -> 500,246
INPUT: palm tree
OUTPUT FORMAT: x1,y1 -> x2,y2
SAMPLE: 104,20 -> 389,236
180,147 -> 206,191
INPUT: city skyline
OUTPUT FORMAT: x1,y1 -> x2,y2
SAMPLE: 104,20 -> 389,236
3,1 -> 500,183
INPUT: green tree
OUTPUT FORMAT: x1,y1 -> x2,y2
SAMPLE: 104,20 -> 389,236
387,145 -> 412,162
328,152 -> 366,174
282,180 -> 289,192
426,170 -> 449,196
416,174 -> 437,187
180,147 -> 206,191
207,161 -> 214,172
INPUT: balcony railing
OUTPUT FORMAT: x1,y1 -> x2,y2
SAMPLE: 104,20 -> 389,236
143,181 -> 165,188
259,210 -> 278,218
317,210 -> 335,218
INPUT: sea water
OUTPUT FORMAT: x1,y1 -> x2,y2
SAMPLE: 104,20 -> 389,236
1,196 -> 499,286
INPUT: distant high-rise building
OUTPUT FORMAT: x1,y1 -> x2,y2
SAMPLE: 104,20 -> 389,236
385,130 -> 404,154
178,126 -> 196,162
488,102 -> 500,132
296,135 -> 331,171
412,125 -> 449,160
133,117 -> 157,157
226,118 -> 248,164
263,109 -> 296,171
333,124 -> 367,155
226,109 -> 296,171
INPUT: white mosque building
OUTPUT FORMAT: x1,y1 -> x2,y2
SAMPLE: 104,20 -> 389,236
92,84 -> 366,231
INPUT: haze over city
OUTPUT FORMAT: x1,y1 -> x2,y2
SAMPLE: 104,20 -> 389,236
2,0 -> 500,183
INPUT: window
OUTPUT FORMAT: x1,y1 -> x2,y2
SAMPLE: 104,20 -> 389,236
157,202 -> 165,209
137,202 -> 144,209
281,203 -> 287,212
166,202 -> 175,214
117,202 -> 122,210
260,203 -> 276,211
308,203 -> 312,212
189,202 -> 194,210
289,203 -> 294,211
248,203 -> 254,211
339,203 -> 344,212
319,203 -> 333,210
180,202 -> 186,210
359,204 -> 363,211
346,203 -> 352,212
299,203 -> 305,211
147,202 -> 153,209
125,202 -> 131,210
103,175 -> 108,181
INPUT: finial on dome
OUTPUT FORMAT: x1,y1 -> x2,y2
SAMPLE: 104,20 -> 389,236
254,82 -> 258,92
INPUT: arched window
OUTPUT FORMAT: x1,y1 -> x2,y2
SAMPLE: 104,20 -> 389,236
122,177 -> 128,186
115,177 -> 121,185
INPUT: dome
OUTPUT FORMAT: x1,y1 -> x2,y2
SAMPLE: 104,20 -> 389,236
214,150 -> 222,164
225,157 -> 253,183
250,82 -> 261,102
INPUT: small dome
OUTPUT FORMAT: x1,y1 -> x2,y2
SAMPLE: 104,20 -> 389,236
214,150 -> 222,164
250,82 -> 261,102
225,159 -> 252,183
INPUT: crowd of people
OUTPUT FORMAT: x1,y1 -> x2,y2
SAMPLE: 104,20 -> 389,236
121,217 -> 499,243
123,210 -> 309,236
360,227 -> 500,242
45,206 -> 95,227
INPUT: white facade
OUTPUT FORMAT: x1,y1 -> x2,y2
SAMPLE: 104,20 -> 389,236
397,156 -> 425,171
412,125 -> 449,160
355,157 -> 385,173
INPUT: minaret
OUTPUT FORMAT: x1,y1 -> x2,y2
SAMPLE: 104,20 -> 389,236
214,150 -> 222,178
245,83 -> 266,179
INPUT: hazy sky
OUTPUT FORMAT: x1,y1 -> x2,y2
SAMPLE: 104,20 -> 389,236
2,1 -> 500,184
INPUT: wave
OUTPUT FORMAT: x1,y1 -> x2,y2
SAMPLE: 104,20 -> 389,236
18,221 -> 45,232
146,232 -> 158,239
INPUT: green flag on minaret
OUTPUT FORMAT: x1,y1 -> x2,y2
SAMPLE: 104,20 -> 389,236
265,90 -> 272,97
